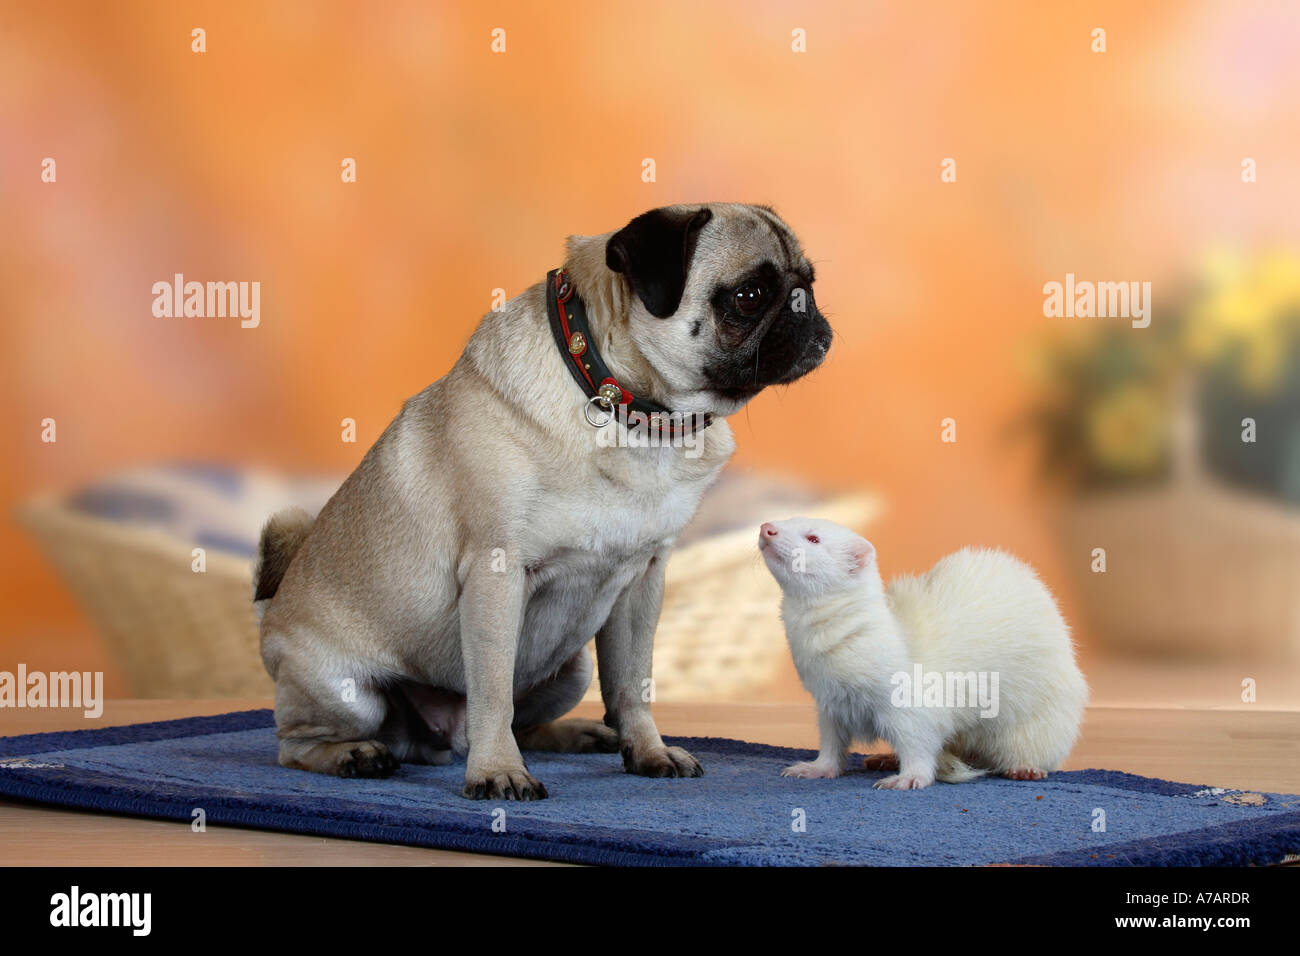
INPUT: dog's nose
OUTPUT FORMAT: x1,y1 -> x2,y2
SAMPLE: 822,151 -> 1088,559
760,522 -> 779,538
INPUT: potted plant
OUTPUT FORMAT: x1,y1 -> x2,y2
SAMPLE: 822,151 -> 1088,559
1024,250 -> 1300,660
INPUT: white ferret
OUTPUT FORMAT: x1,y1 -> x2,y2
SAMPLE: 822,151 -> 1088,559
759,517 -> 1087,789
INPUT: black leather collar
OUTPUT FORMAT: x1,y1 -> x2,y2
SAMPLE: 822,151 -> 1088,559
545,268 -> 712,438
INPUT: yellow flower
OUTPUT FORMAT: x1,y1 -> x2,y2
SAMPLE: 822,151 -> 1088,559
1184,248 -> 1300,393
1085,384 -> 1169,477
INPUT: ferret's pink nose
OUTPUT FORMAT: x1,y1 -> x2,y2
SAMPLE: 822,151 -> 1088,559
760,522 -> 779,538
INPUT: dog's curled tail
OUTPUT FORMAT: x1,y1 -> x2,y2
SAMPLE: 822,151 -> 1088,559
252,507 -> 314,607
935,752 -> 988,784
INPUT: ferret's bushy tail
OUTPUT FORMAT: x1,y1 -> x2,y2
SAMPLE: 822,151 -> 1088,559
936,752 -> 987,784
252,507 -> 314,608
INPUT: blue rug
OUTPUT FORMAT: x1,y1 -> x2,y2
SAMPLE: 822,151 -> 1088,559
1,710 -> 1297,866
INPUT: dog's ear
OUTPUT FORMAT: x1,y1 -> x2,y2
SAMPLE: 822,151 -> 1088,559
605,206 -> 713,318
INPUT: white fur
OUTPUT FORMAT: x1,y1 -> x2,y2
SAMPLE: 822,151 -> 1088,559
759,518 -> 1088,789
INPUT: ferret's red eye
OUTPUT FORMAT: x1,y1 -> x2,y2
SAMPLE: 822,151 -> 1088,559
806,534 -> 820,544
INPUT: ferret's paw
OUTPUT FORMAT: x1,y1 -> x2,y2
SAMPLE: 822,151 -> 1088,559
862,753 -> 899,772
780,761 -> 840,779
1002,768 -> 1048,781
873,773 -> 932,790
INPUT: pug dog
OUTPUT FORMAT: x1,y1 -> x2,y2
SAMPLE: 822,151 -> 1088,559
255,203 -> 832,800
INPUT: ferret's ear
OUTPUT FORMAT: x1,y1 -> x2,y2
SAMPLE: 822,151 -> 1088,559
848,540 -> 876,573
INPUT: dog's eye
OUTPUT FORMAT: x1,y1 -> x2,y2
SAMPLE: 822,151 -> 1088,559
806,534 -> 819,544
733,285 -> 766,316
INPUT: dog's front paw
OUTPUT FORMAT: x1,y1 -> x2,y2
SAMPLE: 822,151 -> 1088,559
862,753 -> 899,772
622,744 -> 703,779
462,767 -> 549,801
780,760 -> 840,779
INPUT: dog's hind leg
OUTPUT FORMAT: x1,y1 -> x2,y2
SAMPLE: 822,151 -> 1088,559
513,648 -> 618,754
270,661 -> 400,779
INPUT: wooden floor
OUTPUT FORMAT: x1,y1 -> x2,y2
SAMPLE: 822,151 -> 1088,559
1,698 -> 1297,866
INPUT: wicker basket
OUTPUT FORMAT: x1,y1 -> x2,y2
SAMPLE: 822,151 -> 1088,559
18,494 -> 268,697
19,490 -> 879,700
1055,481 -> 1300,660
1055,388 -> 1300,660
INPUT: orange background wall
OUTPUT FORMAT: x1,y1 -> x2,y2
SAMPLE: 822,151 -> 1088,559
4,1 -> 1299,690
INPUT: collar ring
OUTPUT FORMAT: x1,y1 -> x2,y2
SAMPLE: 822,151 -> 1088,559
584,394 -> 617,427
